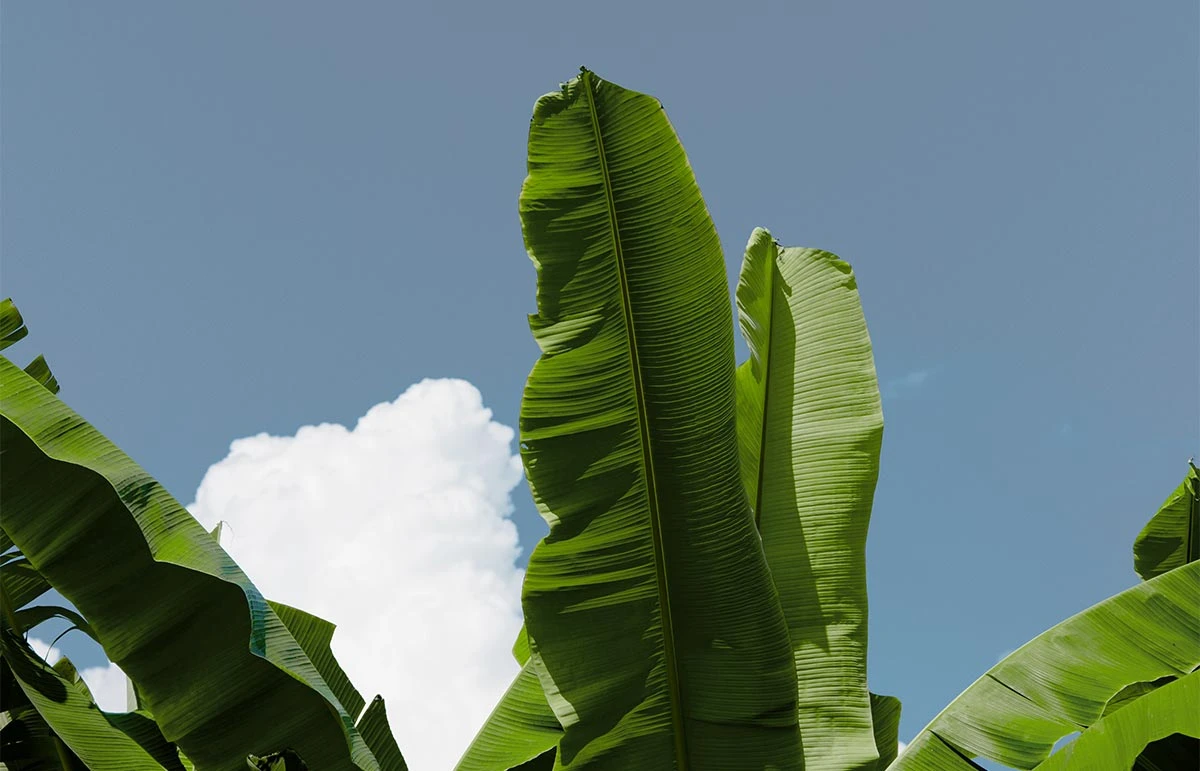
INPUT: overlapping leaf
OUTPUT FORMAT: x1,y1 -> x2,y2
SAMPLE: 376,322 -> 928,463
517,69 -> 801,769
1,629 -> 174,770
1034,670 -> 1199,770
734,228 -> 886,771
889,562 -> 1200,770
0,352 -> 384,770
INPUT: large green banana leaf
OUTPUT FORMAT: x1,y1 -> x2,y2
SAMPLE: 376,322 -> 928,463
1133,461 -> 1198,581
0,354 -> 382,771
517,69 -> 801,769
889,561 -> 1200,770
734,228 -> 886,771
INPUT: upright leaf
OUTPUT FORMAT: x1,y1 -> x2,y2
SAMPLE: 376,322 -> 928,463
518,70 -> 801,769
1133,461 -> 1199,580
734,228 -> 885,771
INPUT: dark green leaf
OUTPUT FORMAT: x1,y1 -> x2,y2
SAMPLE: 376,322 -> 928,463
0,357 -> 382,770
518,69 -> 801,769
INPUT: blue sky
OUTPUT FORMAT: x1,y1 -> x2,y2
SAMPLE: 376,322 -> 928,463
3,2 -> 1197,765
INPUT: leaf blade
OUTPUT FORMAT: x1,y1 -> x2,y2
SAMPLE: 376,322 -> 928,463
735,229 -> 885,771
1133,462 -> 1199,580
891,563 -> 1200,770
0,357 -> 382,771
518,71 -> 800,770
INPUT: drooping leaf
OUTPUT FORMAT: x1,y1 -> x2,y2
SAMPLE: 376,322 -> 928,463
0,556 -> 53,610
0,701 -> 87,771
734,228 -> 885,771
0,357 -> 384,770
0,628 -> 168,770
869,694 -> 902,770
890,562 -> 1200,770
13,605 -> 95,642
1133,462 -> 1198,580
1032,669 -> 1199,770
517,69 -> 801,769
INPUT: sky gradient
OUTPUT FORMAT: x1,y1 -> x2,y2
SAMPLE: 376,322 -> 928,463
3,2 -> 1197,765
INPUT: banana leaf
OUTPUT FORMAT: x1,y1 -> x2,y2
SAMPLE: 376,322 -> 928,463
1,556 -> 53,610
869,694 -> 902,770
517,69 -> 801,769
1,628 -> 173,770
0,353 -> 383,771
889,562 -> 1200,770
455,660 -> 561,771
734,228 -> 886,771
0,297 -> 30,350
1133,462 -> 1198,581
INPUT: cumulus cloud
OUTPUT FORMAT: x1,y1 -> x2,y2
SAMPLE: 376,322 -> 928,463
78,662 -> 130,712
188,379 -> 526,771
29,636 -> 62,665
28,637 -> 129,712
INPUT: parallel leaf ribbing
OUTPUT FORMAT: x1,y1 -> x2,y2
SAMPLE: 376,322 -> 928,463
891,563 -> 1200,770
734,229 -> 885,771
0,356 -> 381,771
517,72 -> 800,770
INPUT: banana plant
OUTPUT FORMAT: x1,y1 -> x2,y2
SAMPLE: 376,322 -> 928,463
0,300 -> 407,771
890,463 -> 1200,770
458,69 -> 897,771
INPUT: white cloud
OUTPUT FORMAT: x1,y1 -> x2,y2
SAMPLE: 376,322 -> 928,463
188,379 -> 526,771
79,662 -> 129,712
897,739 -> 907,755
29,637 -> 62,665
28,638 -> 128,712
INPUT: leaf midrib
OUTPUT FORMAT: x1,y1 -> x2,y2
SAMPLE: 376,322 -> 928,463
751,241 -> 778,530
580,69 -> 689,770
